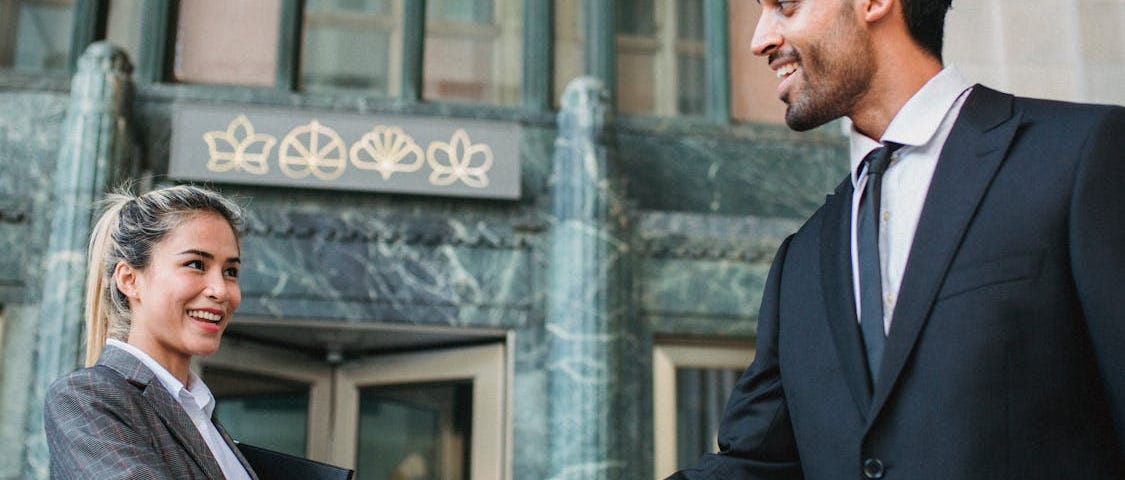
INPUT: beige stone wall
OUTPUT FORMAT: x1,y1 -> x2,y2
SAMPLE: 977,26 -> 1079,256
946,0 -> 1125,106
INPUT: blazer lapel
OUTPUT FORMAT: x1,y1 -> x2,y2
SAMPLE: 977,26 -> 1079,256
867,86 -> 1023,420
142,384 -> 226,479
820,181 -> 875,418
101,346 -> 226,479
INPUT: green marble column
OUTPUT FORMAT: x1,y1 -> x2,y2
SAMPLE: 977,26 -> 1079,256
546,77 -> 636,479
23,42 -> 135,478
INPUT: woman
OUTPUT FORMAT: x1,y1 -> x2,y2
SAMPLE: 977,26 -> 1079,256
44,185 -> 256,480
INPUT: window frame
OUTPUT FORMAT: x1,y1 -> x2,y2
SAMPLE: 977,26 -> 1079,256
574,0 -> 732,121
5,0 -> 738,120
652,342 -> 754,479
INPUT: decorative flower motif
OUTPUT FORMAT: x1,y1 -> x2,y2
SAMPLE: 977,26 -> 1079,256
426,129 -> 493,188
349,126 -> 425,180
202,114 -> 275,175
279,120 -> 348,181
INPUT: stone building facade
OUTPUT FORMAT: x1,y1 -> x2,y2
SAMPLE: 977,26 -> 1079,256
1,1 -> 1120,479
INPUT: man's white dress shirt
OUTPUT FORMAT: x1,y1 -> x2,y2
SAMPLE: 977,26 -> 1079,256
849,67 -> 974,334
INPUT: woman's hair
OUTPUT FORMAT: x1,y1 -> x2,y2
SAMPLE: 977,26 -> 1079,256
84,184 -> 243,366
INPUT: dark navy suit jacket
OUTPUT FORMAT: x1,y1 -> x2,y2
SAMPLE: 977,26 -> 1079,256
671,86 -> 1125,479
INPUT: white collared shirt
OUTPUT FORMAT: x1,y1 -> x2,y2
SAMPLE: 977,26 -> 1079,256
108,339 -> 252,480
849,67 -> 974,334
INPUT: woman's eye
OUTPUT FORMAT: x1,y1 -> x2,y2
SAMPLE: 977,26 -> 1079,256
185,259 -> 204,270
224,267 -> 240,278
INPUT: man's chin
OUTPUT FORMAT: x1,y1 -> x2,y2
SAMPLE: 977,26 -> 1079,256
785,107 -> 837,132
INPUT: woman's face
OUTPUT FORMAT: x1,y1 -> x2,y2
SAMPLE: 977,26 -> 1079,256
119,211 -> 241,372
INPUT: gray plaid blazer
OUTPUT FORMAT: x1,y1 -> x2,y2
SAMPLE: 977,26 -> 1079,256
44,344 -> 258,479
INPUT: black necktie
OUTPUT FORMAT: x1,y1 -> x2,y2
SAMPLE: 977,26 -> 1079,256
858,143 -> 899,384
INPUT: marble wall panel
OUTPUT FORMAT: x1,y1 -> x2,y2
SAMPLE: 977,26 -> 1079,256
619,127 -> 848,219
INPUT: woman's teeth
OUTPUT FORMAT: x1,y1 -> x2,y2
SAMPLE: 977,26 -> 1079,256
188,310 -> 222,323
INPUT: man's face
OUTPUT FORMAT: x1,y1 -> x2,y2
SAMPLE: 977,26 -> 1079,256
752,0 -> 875,131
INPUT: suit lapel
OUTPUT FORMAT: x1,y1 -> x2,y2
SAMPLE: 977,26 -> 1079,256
820,181 -> 875,419
867,86 -> 1023,420
101,346 -> 226,479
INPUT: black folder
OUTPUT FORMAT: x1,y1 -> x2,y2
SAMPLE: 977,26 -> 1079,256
236,442 -> 355,480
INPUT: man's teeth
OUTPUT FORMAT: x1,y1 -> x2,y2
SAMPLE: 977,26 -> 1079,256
776,63 -> 798,79
188,310 -> 222,322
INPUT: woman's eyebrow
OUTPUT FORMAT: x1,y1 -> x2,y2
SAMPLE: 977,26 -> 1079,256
177,249 -> 240,263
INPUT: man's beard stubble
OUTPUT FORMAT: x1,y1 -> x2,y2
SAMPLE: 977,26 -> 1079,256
782,16 -> 874,131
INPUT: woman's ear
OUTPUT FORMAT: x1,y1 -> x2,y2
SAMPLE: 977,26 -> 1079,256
114,262 -> 140,301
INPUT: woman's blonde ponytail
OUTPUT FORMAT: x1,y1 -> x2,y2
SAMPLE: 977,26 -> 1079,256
83,195 -> 128,367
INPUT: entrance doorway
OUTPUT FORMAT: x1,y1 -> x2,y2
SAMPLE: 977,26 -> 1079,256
198,322 -> 509,480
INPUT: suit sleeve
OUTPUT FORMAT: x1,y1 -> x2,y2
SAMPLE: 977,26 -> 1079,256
44,368 -> 175,480
667,235 -> 804,480
1069,105 -> 1125,457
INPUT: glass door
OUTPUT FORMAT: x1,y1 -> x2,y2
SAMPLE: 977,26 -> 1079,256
333,343 -> 507,480
200,338 -> 509,479
198,338 -> 335,462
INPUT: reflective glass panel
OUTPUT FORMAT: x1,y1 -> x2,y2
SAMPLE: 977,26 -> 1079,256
729,0 -> 785,124
355,381 -> 472,480
172,0 -> 280,87
207,367 -> 310,457
106,0 -> 143,67
301,0 -> 399,94
552,0 -> 584,108
675,367 -> 741,470
615,0 -> 706,116
422,0 -> 521,105
1,0 -> 74,73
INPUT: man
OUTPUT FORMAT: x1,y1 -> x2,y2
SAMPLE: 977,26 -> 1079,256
669,0 -> 1125,479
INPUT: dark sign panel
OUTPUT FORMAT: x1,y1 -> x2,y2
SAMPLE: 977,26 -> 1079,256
169,104 -> 521,199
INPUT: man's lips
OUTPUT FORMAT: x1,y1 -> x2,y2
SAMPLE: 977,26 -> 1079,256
774,62 -> 800,100
769,52 -> 801,100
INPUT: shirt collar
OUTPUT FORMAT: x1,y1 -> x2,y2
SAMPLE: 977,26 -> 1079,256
106,339 -> 215,415
849,66 -> 973,183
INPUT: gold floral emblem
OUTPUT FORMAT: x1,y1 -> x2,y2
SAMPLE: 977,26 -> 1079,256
279,120 -> 348,181
426,129 -> 493,188
349,126 -> 425,180
202,115 -> 275,175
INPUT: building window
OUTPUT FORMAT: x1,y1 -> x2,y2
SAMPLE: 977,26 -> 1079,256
301,0 -> 401,95
728,0 -> 786,124
422,0 -> 522,105
105,0 -> 143,68
172,0 -> 281,87
616,0 -> 706,117
0,0 -> 75,73
552,0 -> 584,105
653,342 -> 753,479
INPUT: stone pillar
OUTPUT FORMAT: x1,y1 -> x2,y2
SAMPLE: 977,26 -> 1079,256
23,42 -> 135,478
546,77 -> 634,479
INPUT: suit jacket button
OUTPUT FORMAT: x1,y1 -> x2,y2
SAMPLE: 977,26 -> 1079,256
863,458 -> 885,479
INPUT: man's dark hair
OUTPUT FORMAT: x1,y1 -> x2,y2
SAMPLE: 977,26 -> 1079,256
901,0 -> 954,62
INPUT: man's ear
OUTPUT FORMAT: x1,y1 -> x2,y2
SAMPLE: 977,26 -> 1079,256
864,0 -> 895,23
114,262 -> 140,301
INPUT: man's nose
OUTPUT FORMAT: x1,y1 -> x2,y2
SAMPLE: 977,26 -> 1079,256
751,14 -> 782,57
